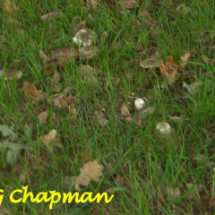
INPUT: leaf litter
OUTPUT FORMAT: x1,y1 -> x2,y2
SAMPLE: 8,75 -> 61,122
1,1 -> 213,214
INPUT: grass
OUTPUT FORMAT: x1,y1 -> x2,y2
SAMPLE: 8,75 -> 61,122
0,0 -> 215,214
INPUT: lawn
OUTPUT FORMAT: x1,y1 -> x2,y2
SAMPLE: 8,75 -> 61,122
0,0 -> 215,214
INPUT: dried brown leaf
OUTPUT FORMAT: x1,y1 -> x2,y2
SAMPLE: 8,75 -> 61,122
176,4 -> 191,14
74,160 -> 104,191
41,129 -> 57,152
141,11 -> 153,27
94,110 -> 108,127
126,115 -> 134,122
120,0 -> 136,9
51,71 -> 60,84
24,81 -> 44,101
134,19 -> 142,28
179,51 -> 191,68
39,50 -> 49,64
78,64 -> 97,76
37,110 -> 49,124
120,103 -> 130,116
159,56 -> 179,85
183,81 -> 202,94
52,95 -> 68,109
50,47 -> 79,61
86,0 -> 98,8
0,68 -> 22,80
79,46 -> 98,60
69,108 -> 77,120
167,69 -> 178,85
2,0 -> 18,16
166,187 -> 181,199
41,11 -> 60,21
139,52 -> 164,68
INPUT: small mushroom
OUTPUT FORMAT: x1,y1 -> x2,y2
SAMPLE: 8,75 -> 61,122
134,98 -> 145,110
156,122 -> 171,134
72,29 -> 94,47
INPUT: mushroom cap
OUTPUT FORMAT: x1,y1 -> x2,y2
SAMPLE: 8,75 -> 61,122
134,98 -> 145,110
156,122 -> 171,134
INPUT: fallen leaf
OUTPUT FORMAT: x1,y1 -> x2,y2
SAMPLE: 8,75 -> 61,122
23,81 -> 44,101
86,0 -> 98,8
73,160 -> 104,191
102,31 -> 107,40
2,0 -> 18,16
141,11 -> 153,27
175,4 -> 191,14
160,56 -> 178,77
79,46 -> 99,59
78,64 -> 97,76
134,19 -> 142,28
52,92 -> 75,109
41,11 -> 60,21
159,56 -> 179,85
39,50 -> 49,64
115,174 -> 126,185
69,107 -> 77,119
119,0 -> 136,9
51,71 -> 60,84
126,115 -> 134,122
120,103 -> 130,116
183,81 -> 202,94
0,68 -> 23,80
166,187 -> 181,199
94,111 -> 108,127
37,110 -> 49,124
139,52 -> 164,68
202,55 -> 215,64
49,47 -> 79,62
87,14 -> 94,22
135,119 -> 142,127
167,69 -> 178,85
41,129 -> 58,152
179,51 -> 191,68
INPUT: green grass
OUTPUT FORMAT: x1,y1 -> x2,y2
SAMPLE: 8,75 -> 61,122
0,0 -> 215,214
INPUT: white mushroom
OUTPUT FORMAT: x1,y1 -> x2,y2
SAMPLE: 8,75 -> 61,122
156,122 -> 171,134
72,29 -> 94,47
134,98 -> 145,110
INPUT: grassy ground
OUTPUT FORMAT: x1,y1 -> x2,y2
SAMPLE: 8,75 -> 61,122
0,0 -> 215,214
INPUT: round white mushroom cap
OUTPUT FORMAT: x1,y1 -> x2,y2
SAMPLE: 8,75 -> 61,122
134,98 -> 145,110
156,122 -> 171,134
72,29 -> 93,47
